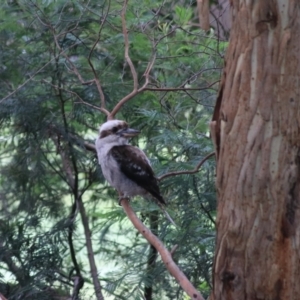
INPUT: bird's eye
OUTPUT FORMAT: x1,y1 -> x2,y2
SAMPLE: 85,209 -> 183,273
112,127 -> 118,133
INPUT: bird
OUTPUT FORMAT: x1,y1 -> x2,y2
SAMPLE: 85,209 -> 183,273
95,119 -> 175,225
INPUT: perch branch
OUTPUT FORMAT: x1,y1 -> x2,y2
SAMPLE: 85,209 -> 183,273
158,152 -> 215,181
120,199 -> 205,300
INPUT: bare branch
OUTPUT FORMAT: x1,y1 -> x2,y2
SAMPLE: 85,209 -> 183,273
120,199 -> 205,300
109,52 -> 157,119
77,196 -> 104,300
53,89 -> 104,299
0,55 -> 63,103
170,244 -> 179,255
87,0 -> 111,110
48,21 -> 110,119
158,152 -> 215,181
42,76 -> 110,116
144,85 -> 218,92
121,0 -> 138,91
109,1 -> 158,119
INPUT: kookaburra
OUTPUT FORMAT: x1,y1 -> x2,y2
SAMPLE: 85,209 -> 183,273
95,120 -> 175,225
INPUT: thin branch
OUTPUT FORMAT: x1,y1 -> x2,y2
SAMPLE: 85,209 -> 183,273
66,199 -> 84,300
0,56 -> 60,103
158,152 -> 215,181
109,52 -> 156,118
75,101 -> 110,115
121,0 -> 138,91
109,1 -> 157,119
55,83 -> 104,300
192,176 -> 215,225
144,212 -> 159,300
56,80 -> 85,300
41,79 -> 110,115
0,241 -> 28,286
120,199 -> 205,300
87,0 -> 111,110
144,85 -> 217,92
48,22 -> 110,119
77,196 -> 104,300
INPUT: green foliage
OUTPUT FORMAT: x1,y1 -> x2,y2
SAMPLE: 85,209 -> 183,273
0,0 -> 227,299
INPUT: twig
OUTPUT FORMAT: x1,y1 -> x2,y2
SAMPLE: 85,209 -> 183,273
50,24 -> 110,119
144,212 -> 159,300
109,52 -> 156,118
55,90 -> 104,300
144,86 -> 217,92
121,0 -> 138,91
87,0 -> 111,110
192,176 -> 215,225
109,0 -> 157,119
170,244 -> 179,255
120,199 -> 205,300
67,201 -> 84,300
158,152 -> 215,181
0,55 -> 62,103
77,196 -> 104,300
41,79 -> 110,115
55,88 -> 85,300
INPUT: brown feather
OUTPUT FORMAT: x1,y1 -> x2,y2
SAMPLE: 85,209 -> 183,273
110,145 -> 166,205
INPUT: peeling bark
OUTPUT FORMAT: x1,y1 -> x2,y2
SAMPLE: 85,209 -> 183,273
211,1 -> 300,299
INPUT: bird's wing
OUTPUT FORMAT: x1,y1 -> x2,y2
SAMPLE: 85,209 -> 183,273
110,145 -> 166,205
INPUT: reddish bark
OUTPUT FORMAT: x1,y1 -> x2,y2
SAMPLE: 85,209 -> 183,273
211,1 -> 300,299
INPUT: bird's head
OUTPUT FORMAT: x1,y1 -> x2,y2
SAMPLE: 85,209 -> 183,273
99,120 -> 140,142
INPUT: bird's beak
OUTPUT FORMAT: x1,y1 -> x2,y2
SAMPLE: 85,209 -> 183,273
117,128 -> 140,138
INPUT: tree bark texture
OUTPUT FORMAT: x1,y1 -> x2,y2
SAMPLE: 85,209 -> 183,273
211,1 -> 300,300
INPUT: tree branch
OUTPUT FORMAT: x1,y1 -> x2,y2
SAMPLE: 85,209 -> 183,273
87,0 -> 111,110
121,0 -> 138,91
158,152 -> 215,181
120,199 -> 205,300
54,87 -> 104,300
144,212 -> 159,300
41,79 -> 110,115
144,85 -> 218,92
109,0 -> 157,119
77,196 -> 104,300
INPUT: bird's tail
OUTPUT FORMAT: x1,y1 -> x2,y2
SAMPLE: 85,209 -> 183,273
157,203 -> 176,227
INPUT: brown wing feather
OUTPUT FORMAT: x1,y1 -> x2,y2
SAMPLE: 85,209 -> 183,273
110,145 -> 166,205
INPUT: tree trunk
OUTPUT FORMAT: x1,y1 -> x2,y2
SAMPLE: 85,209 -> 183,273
211,1 -> 300,299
